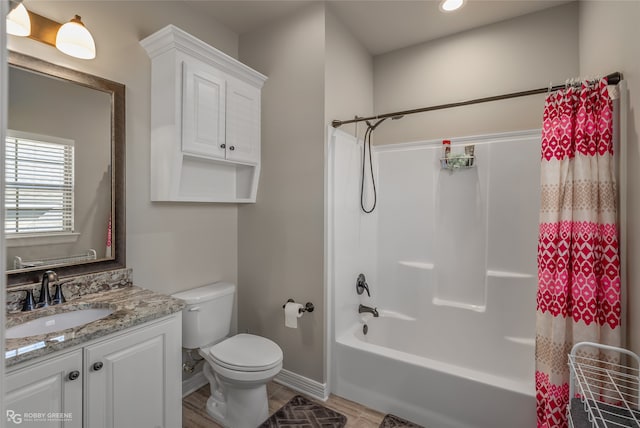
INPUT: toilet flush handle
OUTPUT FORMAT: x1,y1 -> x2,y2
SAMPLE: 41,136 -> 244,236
188,306 -> 200,312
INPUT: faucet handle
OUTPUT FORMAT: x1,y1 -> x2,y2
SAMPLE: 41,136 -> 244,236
356,273 -> 370,297
7,288 -> 37,311
52,283 -> 66,305
21,289 -> 36,311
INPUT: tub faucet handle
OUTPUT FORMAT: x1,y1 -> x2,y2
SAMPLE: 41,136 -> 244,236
356,273 -> 370,297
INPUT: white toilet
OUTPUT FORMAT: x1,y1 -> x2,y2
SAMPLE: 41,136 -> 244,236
173,282 -> 283,428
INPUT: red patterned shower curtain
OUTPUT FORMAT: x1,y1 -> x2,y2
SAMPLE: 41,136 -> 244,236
536,78 -> 621,428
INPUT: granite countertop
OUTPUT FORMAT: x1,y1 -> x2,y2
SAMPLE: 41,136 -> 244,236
5,285 -> 185,368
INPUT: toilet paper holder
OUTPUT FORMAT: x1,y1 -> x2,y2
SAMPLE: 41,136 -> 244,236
283,299 -> 314,314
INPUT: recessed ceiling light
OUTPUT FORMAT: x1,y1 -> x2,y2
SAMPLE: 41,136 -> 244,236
440,0 -> 465,13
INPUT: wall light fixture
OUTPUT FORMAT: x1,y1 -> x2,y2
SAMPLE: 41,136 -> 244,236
6,2 -> 30,36
6,3 -> 96,60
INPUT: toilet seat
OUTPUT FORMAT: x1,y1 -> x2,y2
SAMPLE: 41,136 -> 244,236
205,333 -> 283,372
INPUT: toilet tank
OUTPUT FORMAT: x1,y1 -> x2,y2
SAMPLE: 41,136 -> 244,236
172,282 -> 235,349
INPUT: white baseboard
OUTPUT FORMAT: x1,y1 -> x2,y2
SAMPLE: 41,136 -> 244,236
274,369 -> 329,401
182,371 -> 208,398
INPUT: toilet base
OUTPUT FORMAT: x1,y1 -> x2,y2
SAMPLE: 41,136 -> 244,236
202,361 -> 272,428
205,384 -> 269,428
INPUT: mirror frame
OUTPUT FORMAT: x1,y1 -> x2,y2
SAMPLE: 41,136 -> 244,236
7,51 -> 125,286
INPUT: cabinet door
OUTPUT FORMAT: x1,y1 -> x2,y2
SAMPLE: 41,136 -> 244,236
6,350 -> 83,428
84,316 -> 181,428
182,61 -> 226,159
226,79 -> 261,164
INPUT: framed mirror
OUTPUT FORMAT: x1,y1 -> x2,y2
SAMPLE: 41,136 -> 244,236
7,51 -> 125,286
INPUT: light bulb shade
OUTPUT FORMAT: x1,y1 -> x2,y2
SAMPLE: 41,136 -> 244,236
56,15 -> 95,59
7,3 -> 31,36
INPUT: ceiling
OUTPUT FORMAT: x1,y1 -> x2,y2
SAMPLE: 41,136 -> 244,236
184,0 -> 574,55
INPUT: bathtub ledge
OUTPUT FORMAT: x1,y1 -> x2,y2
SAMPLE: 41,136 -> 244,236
398,261 -> 434,270
432,297 -> 486,312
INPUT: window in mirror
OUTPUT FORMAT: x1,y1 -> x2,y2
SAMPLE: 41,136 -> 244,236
5,130 -> 75,237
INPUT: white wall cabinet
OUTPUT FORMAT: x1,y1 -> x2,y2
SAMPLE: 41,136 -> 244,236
5,314 -> 181,428
141,25 -> 267,202
6,350 -> 83,428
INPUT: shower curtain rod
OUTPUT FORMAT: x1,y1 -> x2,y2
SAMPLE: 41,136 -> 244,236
331,72 -> 622,128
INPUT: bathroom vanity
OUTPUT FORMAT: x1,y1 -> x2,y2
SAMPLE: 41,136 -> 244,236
5,276 -> 184,428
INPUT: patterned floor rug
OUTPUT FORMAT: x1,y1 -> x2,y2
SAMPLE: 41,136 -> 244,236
259,395 -> 347,427
379,414 -> 424,428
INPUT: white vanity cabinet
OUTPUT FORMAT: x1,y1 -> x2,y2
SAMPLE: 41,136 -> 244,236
5,350 -> 83,428
141,25 -> 267,203
84,314 -> 181,428
5,314 -> 182,428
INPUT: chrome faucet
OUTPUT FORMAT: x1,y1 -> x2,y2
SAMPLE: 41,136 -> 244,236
358,304 -> 379,317
37,270 -> 58,308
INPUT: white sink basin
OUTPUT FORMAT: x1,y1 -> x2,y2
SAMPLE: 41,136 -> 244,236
6,308 -> 114,339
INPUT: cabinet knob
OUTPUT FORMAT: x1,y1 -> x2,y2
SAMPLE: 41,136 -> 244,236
92,361 -> 104,371
229,146 -> 235,151
68,370 -> 80,381
220,144 -> 226,149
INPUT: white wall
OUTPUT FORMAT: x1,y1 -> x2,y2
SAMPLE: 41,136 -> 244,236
372,2 -> 579,145
325,6 -> 374,138
236,2 -> 375,385
578,0 -> 640,355
238,2 -> 327,383
8,1 -> 240,294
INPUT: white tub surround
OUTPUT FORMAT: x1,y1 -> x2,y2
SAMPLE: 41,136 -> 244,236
327,128 -> 540,427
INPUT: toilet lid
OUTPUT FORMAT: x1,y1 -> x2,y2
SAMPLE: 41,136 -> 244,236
207,334 -> 283,372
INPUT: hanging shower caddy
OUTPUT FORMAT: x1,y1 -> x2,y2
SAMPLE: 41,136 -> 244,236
568,342 -> 640,427
440,140 -> 475,170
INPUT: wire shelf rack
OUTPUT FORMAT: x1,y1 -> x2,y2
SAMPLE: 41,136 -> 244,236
440,143 -> 475,170
440,154 -> 475,170
568,342 -> 640,428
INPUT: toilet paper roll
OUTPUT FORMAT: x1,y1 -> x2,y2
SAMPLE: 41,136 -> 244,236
284,302 -> 304,328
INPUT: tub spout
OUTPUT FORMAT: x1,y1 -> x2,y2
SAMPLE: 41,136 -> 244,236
358,304 -> 379,317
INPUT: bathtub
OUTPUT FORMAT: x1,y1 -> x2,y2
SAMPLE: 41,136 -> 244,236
333,311 -> 536,428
